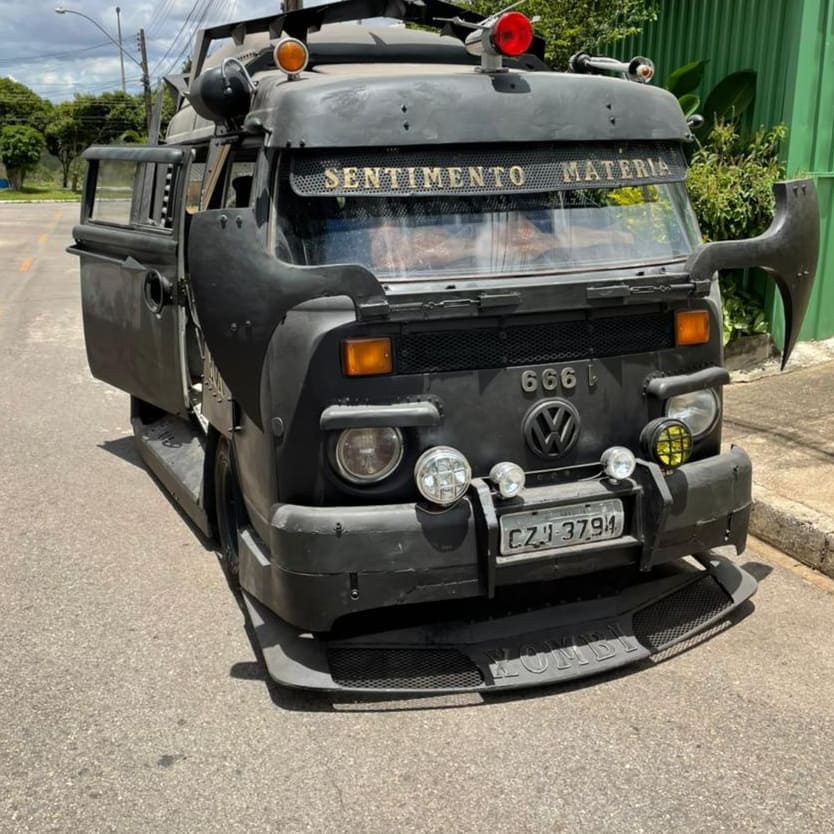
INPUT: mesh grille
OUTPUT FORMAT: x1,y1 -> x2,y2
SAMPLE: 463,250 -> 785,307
633,575 -> 733,653
291,142 -> 687,197
397,312 -> 674,373
329,647 -> 484,690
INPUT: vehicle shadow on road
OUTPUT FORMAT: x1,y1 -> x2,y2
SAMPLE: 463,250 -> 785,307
98,435 -> 147,470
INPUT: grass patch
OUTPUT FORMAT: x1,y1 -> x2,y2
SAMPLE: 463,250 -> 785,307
0,184 -> 80,202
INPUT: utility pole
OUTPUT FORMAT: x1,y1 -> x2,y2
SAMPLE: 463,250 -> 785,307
283,1 -> 304,10
137,28 -> 152,134
115,7 -> 126,93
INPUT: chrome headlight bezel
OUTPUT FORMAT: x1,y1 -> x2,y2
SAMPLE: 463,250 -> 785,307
334,426 -> 404,485
665,389 -> 721,438
414,446 -> 472,507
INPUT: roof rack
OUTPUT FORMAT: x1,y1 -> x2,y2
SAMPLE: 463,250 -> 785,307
189,0 -> 546,81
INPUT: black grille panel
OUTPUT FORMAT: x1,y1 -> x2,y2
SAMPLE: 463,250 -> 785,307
329,647 -> 484,690
397,312 -> 675,374
633,575 -> 732,652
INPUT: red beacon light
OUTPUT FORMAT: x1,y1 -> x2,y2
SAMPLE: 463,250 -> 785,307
462,5 -> 537,73
492,12 -> 534,58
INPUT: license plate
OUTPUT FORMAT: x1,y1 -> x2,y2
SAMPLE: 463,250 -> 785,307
499,499 -> 625,556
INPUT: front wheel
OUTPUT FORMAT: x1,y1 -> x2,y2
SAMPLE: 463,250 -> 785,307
214,436 -> 246,588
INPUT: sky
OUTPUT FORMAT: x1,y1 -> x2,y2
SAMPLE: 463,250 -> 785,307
0,0 -> 334,103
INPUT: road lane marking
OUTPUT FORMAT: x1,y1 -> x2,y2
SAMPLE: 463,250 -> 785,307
19,257 -> 33,273
38,234 -> 48,244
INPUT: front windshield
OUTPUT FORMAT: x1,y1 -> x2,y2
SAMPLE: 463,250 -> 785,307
276,145 -> 701,281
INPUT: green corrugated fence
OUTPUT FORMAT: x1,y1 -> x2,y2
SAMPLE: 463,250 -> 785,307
618,0 -> 834,345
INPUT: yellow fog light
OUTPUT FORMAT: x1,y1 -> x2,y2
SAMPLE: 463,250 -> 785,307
641,418 -> 693,469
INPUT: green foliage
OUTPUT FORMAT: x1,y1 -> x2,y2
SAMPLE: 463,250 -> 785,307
677,93 -> 700,118
663,60 -> 707,98
720,276 -> 769,345
0,77 -> 52,133
687,121 -> 787,344
687,120 -> 786,242
663,63 -> 756,132
464,0 -> 659,69
0,124 -> 45,189
700,70 -> 757,132
45,102 -> 84,189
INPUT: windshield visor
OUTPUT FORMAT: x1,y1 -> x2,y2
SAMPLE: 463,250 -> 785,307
277,144 -> 701,281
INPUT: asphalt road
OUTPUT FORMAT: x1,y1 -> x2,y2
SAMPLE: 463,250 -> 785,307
2,202 -> 834,834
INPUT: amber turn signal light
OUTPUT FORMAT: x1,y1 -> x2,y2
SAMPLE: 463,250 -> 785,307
342,338 -> 393,377
675,310 -> 710,346
274,39 -> 309,75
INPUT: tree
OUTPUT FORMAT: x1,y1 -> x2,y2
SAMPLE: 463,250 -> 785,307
0,77 -> 52,133
64,91 -> 146,152
0,125 -> 45,189
465,0 -> 659,69
45,102 -> 85,189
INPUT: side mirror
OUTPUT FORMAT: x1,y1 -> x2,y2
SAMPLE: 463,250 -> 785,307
686,180 -> 819,368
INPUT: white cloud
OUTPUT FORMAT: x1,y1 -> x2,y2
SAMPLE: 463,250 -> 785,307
0,0 -> 331,102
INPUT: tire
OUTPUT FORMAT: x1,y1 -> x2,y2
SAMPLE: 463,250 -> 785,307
214,436 -> 246,588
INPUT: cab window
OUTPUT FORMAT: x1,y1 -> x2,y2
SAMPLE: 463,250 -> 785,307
89,158 -> 182,231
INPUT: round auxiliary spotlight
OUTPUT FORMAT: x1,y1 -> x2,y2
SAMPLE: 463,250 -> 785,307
414,446 -> 472,507
489,461 -> 526,499
600,447 -> 637,481
641,418 -> 693,469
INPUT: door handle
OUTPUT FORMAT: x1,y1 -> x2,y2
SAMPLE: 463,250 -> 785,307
143,270 -> 173,314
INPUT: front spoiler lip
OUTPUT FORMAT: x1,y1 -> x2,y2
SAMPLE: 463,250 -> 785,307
242,552 -> 756,695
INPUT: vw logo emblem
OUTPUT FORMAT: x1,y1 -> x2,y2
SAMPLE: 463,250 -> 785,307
523,399 -> 581,459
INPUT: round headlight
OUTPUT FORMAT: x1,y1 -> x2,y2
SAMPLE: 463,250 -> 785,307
489,461 -> 526,499
601,446 -> 636,481
335,427 -> 403,484
641,418 -> 693,469
666,389 -> 720,437
414,446 -> 472,507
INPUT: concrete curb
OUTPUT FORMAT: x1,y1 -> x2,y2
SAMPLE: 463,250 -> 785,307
750,484 -> 834,579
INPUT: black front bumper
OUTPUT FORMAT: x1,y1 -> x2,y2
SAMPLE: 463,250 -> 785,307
239,447 -> 753,633
242,552 -> 756,693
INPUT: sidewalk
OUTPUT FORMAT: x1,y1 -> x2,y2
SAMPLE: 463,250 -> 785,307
723,342 -> 834,578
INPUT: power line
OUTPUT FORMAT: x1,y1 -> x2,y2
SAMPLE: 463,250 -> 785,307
0,42 -> 112,65
150,0 -> 213,76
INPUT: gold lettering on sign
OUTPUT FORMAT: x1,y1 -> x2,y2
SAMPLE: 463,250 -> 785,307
509,165 -> 527,186
383,167 -> 401,190
423,167 -> 444,188
491,166 -> 507,188
313,156 -> 676,192
468,166 -> 486,188
363,167 -> 381,189
343,167 -> 359,190
324,168 -> 340,190
561,161 -> 581,183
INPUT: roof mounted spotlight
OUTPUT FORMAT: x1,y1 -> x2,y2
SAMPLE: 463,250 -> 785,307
569,53 -> 656,84
436,1 -> 537,73
220,57 -> 258,95
188,57 -> 257,125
